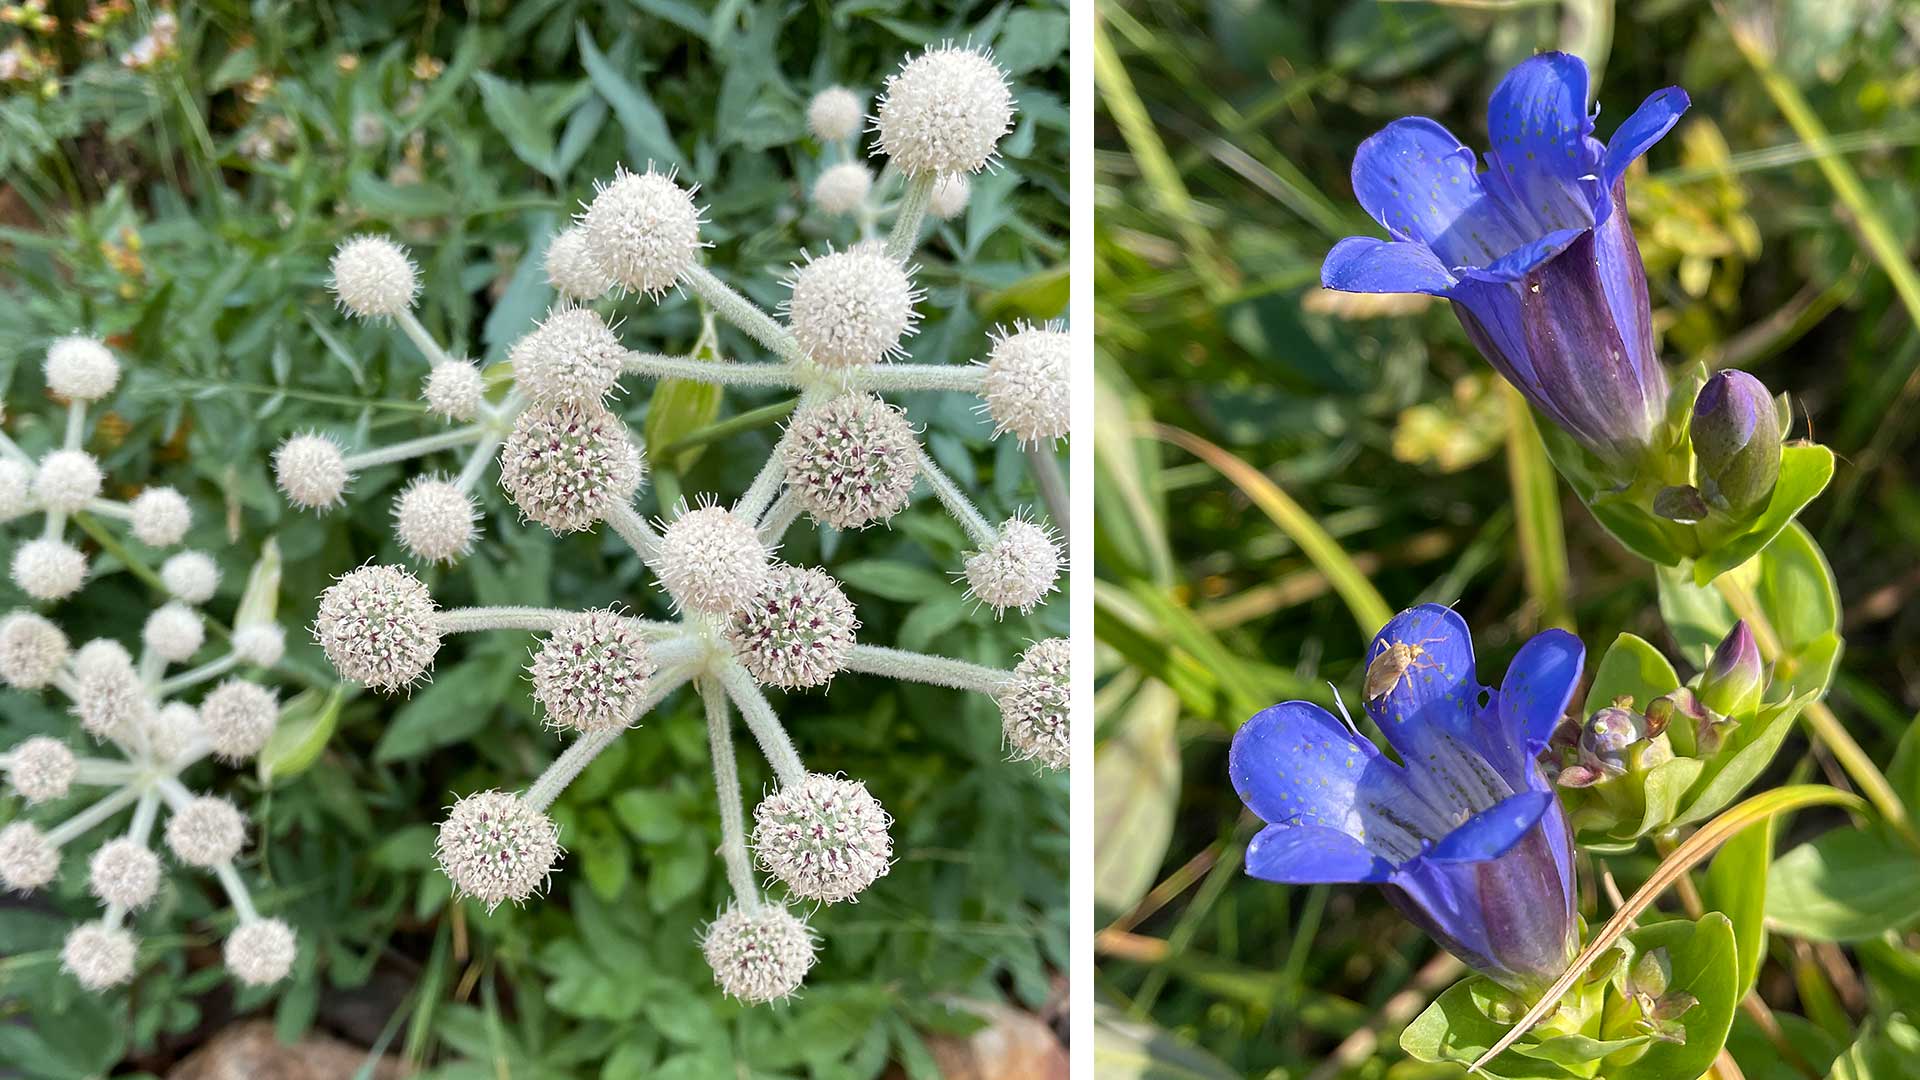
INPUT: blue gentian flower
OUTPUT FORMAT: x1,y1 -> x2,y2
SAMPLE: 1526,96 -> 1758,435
1229,605 -> 1584,991
1321,53 -> 1689,471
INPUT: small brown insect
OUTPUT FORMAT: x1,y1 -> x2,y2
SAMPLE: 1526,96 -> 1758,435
1364,637 -> 1444,702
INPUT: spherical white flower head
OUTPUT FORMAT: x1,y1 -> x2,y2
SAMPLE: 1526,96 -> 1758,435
511,305 -> 627,406
165,794 -> 246,867
6,736 -> 75,804
544,226 -> 613,302
656,503 -> 772,617
529,609 -> 656,733
225,919 -> 297,987
0,611 -> 70,690
498,400 -> 645,534
874,45 -> 1015,176
392,476 -> 478,565
424,360 -> 486,422
725,565 -> 858,690
779,393 -> 919,530
0,822 -> 57,892
160,551 -> 220,605
982,323 -> 1069,447
314,564 -> 443,692
32,450 -> 103,513
811,162 -> 873,217
701,902 -> 817,1004
62,922 -> 137,991
435,790 -> 561,912
87,838 -> 161,910
998,638 -> 1069,770
232,624 -> 286,667
129,487 -> 191,547
142,602 -> 205,664
45,336 -> 122,402
146,702 -> 200,764
72,641 -> 145,741
964,517 -> 1061,617
807,86 -> 864,143
274,433 -> 350,511
0,459 -> 31,521
197,679 -> 277,762
329,234 -> 418,319
784,244 -> 921,369
929,174 -> 970,220
752,773 -> 892,903
578,166 -> 704,299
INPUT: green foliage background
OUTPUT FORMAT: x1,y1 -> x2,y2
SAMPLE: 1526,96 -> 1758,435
0,2 -> 1069,1076
1093,1 -> 1920,1076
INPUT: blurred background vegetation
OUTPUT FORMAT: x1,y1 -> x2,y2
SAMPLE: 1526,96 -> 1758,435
0,2 -> 1068,1077
1093,0 -> 1920,1076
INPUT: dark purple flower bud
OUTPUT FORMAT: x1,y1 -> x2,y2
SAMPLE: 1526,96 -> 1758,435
1698,621 -> 1764,716
1692,371 -> 1781,513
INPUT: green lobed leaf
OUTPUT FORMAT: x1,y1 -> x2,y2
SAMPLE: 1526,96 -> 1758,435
1689,444 -> 1835,585
1765,826 -> 1920,942
1608,915 -> 1740,1080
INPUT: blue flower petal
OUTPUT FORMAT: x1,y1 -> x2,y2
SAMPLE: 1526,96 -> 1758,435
1350,117 -> 1527,270
1322,236 -> 1459,296
1246,823 -> 1394,884
1604,86 -> 1690,186
1427,790 -> 1553,863
1453,226 -> 1587,284
1483,52 -> 1604,238
1588,174 -> 1667,411
1499,629 -> 1586,758
1229,701 -> 1380,836
1362,604 -> 1480,754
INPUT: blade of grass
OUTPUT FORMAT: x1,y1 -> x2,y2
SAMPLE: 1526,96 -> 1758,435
1504,386 -> 1575,633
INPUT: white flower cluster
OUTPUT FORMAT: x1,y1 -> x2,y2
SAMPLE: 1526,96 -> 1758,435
0,337 -> 196,601
0,548 -> 295,992
295,41 -> 1069,1007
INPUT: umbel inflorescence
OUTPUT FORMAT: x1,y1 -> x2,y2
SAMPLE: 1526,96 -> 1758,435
0,554 -> 296,991
291,42 -> 1069,1005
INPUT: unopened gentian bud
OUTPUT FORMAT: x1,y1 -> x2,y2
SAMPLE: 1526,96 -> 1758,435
1691,370 -> 1781,514
1698,621 -> 1764,717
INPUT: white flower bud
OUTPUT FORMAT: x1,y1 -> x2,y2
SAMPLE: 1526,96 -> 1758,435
129,487 -> 191,547
329,235 -> 418,319
392,476 -> 478,565
0,821 -> 57,892
165,794 -> 246,867
142,601 -> 205,663
274,433 -> 350,511
578,166 -> 704,299
424,360 -> 486,421
964,517 -> 1061,617
197,680 -> 277,762
811,162 -> 873,216
752,773 -> 892,903
528,609 -> 656,733
6,736 -> 75,804
13,538 -> 89,601
87,838 -> 160,910
44,336 -> 122,402
0,611 -> 70,690
0,459 -> 31,520
807,86 -> 864,143
544,226 -> 613,302
981,323 -> 1069,447
71,640 -> 142,740
498,400 -> 644,534
147,702 -> 200,764
61,922 -> 137,990
435,790 -> 561,912
656,503 -> 772,617
232,624 -> 286,667
701,902 -> 816,1004
998,638 -> 1069,770
314,564 -> 442,692
874,46 -> 1014,176
779,393 -> 919,530
929,174 -> 970,220
784,244 -> 921,369
726,565 -> 858,690
160,550 -> 220,605
32,450 -> 103,512
510,306 -> 626,406
225,918 -> 297,986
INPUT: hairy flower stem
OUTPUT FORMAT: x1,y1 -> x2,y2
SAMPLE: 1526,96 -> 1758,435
684,266 -> 809,365
757,491 -> 802,545
524,666 -> 696,812
622,353 -> 801,388
915,448 -> 998,545
853,363 -> 987,394
716,662 -> 807,787
844,643 -> 1008,695
735,454 -> 788,522
341,426 -> 486,471
155,652 -> 242,697
604,503 -> 663,562
700,677 -> 759,900
434,607 -> 579,634
886,174 -> 936,262
82,498 -> 134,521
213,860 -> 260,923
395,310 -> 456,369
64,400 -> 86,450
44,785 -> 144,848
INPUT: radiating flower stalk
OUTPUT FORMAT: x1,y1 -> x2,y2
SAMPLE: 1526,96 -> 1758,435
290,41 -> 1070,1004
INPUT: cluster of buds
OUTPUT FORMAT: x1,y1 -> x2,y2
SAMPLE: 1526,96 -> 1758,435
0,337 -> 195,602
0,546 -> 296,992
295,40 -> 1070,1005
